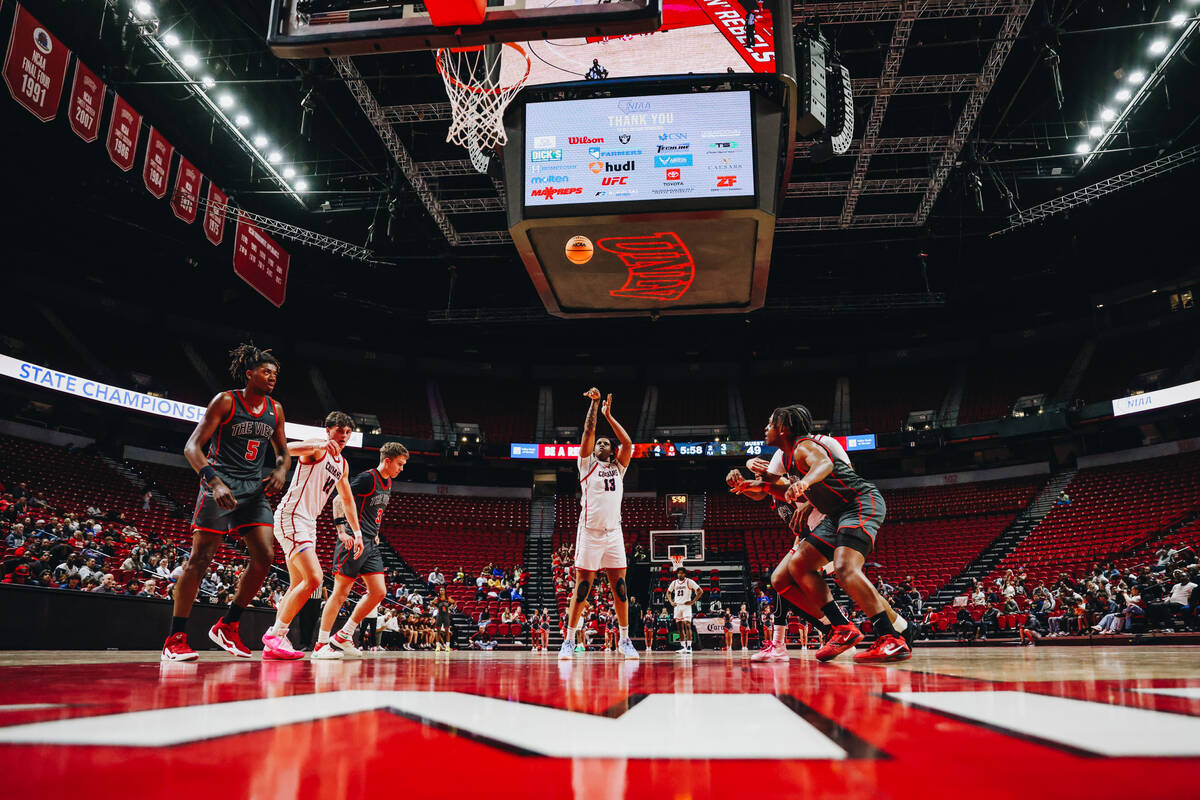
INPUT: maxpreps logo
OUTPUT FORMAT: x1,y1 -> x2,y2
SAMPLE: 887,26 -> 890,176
568,136 -> 604,145
655,154 -> 693,168
530,149 -> 562,162
530,186 -> 583,200
589,146 -> 642,159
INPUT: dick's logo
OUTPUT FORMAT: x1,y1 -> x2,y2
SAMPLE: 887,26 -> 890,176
601,176 -> 628,185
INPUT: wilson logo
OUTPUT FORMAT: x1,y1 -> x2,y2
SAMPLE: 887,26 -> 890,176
530,186 -> 583,200
716,175 -> 737,187
568,136 -> 604,144
598,232 -> 696,302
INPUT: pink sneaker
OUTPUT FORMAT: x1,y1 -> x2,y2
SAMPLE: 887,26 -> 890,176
751,640 -> 789,662
262,629 -> 304,660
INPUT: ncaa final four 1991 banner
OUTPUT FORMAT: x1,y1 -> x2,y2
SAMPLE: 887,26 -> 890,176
3,4 -> 71,122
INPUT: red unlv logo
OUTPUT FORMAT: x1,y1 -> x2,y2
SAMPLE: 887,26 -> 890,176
601,176 -> 628,186
530,186 -> 582,199
716,175 -> 737,187
598,232 -> 695,302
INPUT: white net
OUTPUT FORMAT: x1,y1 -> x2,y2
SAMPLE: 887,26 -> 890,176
436,43 -> 531,174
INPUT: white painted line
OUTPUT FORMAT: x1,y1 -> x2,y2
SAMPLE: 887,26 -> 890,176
1130,687 -> 1200,699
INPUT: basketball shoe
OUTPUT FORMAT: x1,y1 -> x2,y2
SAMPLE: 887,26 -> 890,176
557,639 -> 575,660
617,638 -> 640,660
814,624 -> 864,662
312,641 -> 344,660
208,621 -> 252,658
750,640 -> 789,663
262,629 -> 304,660
161,632 -> 198,662
331,631 -> 363,658
853,634 -> 911,663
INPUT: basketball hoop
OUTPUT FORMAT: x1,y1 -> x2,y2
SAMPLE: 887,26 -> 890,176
435,43 -> 531,174
669,554 -> 686,572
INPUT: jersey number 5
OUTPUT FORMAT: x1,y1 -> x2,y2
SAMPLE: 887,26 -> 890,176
244,440 -> 261,460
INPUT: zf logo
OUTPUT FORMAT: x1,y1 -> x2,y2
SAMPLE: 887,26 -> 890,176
716,175 -> 737,187
601,176 -> 628,185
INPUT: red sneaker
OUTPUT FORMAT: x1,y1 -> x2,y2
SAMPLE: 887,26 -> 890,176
853,634 -> 912,663
161,632 -> 198,662
209,621 -> 252,658
814,624 -> 864,662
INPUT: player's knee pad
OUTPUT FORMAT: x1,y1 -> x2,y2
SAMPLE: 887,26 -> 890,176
575,580 -> 591,602
614,577 -> 628,602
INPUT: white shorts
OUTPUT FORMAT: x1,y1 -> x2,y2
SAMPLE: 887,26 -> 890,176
273,512 -> 316,560
574,526 -> 627,571
673,605 -> 693,621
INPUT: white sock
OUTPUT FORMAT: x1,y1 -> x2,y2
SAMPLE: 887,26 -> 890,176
773,624 -> 786,645
317,629 -> 331,644
272,622 -> 289,637
339,620 -> 359,638
892,615 -> 908,633
619,626 -> 629,641
566,626 -> 578,642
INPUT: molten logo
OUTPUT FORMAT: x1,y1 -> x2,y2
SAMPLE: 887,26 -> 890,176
568,136 -> 604,144
589,162 -> 604,174
665,168 -> 681,180
530,186 -> 583,200
598,232 -> 696,302
716,175 -> 737,187
601,176 -> 628,185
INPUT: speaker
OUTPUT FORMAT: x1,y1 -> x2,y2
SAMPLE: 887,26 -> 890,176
795,33 -> 828,137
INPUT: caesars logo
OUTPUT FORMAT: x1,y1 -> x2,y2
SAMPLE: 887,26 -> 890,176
530,186 -> 583,200
568,136 -> 604,145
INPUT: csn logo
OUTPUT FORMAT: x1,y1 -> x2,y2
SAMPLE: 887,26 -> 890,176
530,186 -> 583,200
568,136 -> 604,145
601,176 -> 628,185
658,132 -> 688,141
716,175 -> 737,187
530,149 -> 562,162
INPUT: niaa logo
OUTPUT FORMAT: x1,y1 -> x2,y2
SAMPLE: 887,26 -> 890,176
618,100 -> 651,114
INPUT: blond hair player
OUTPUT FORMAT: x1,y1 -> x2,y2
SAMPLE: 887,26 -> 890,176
560,388 -> 639,661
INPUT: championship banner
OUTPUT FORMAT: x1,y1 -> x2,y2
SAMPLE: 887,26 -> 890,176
203,183 -> 228,245
142,127 -> 173,199
233,212 -> 290,307
67,59 -> 104,142
0,353 -> 363,447
3,4 -> 71,121
170,156 -> 201,223
106,93 -> 140,171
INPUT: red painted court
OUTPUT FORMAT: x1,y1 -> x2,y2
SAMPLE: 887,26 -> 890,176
1,648 -> 1198,800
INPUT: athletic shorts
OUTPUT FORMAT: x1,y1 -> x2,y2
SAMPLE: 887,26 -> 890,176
673,605 -> 693,621
192,478 -> 274,535
805,490 -> 887,559
273,511 -> 316,560
574,525 -> 627,571
334,539 -> 386,578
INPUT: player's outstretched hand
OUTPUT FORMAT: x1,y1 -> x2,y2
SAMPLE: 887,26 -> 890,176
784,479 -> 809,504
601,393 -> 613,418
731,478 -> 763,495
324,437 -> 343,458
725,468 -> 745,489
584,387 -> 601,401
746,457 -> 770,475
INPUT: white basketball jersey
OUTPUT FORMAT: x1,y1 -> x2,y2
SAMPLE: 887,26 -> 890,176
578,454 -> 625,531
768,434 -> 851,529
669,578 -> 700,605
276,451 -> 346,522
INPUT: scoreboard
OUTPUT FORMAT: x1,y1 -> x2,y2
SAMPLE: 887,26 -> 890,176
509,435 -> 875,460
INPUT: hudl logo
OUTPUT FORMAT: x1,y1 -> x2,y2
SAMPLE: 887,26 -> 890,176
604,161 -> 636,172
619,134 -> 631,144
530,186 -> 583,199
531,149 -> 562,162
568,136 -> 604,145
599,231 -> 696,302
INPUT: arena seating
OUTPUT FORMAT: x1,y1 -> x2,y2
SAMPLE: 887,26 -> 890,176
552,383 -> 644,430
850,363 -> 954,434
439,377 -> 537,443
989,452 -> 1200,585
956,340 -> 1078,425
655,381 -> 728,428
313,357 -> 434,439
741,372 -> 837,435
553,494 -> 676,551
1075,322 -> 1200,405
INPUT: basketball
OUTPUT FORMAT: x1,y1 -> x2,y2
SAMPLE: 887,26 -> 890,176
565,235 -> 594,265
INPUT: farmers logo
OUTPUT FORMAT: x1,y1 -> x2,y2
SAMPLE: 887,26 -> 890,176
530,186 -> 583,200
598,232 -> 695,302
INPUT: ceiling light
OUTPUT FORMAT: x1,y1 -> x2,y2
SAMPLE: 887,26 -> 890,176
181,52 -> 199,69
1100,107 -> 1116,121
268,151 -> 283,164
1075,142 -> 1091,154
295,180 -> 309,192
200,75 -> 215,89
1127,70 -> 1146,84
1115,88 -> 1131,102
234,113 -> 250,127
1148,39 -> 1168,55
1088,125 -> 1103,137
133,1 -> 154,19
162,32 -> 180,48
252,134 -> 268,148
217,93 -> 234,109
283,167 -> 296,179
1170,12 -> 1187,26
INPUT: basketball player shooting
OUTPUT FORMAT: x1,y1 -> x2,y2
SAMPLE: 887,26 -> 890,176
262,411 -> 363,660
559,388 -> 640,661
313,441 -> 409,660
163,344 -> 292,662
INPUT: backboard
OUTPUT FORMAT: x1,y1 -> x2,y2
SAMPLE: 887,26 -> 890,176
650,529 -> 705,563
267,0 -> 663,57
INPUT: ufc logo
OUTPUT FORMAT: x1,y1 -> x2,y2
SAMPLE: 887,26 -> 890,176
601,176 -> 628,185
717,176 -> 737,187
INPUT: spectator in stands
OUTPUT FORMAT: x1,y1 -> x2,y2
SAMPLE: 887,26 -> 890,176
92,573 -> 118,593
77,556 -> 99,583
955,607 -> 978,641
970,584 -> 985,606
1148,570 -> 1198,630
34,569 -> 53,587
453,566 -> 466,584
123,579 -> 141,596
5,523 -> 25,550
631,544 -> 649,564
427,567 -> 445,592
1056,491 -> 1070,506
2,564 -> 31,585
59,573 -> 82,591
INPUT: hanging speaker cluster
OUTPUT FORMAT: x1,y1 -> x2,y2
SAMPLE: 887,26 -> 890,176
798,29 -> 854,164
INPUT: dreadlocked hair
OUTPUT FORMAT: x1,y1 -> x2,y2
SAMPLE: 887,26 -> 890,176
770,404 -> 814,438
228,343 -> 280,382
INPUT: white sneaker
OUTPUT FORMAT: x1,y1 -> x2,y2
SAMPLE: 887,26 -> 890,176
331,634 -> 363,658
618,638 -> 640,660
558,639 -> 575,661
311,642 -> 344,660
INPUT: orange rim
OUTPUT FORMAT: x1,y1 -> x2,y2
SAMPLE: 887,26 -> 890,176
435,42 -> 531,96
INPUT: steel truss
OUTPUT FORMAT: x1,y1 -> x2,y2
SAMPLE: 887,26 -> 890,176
990,144 -> 1200,236
195,197 -> 377,261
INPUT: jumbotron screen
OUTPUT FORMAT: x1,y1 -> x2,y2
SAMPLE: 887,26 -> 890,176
524,92 -> 754,208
